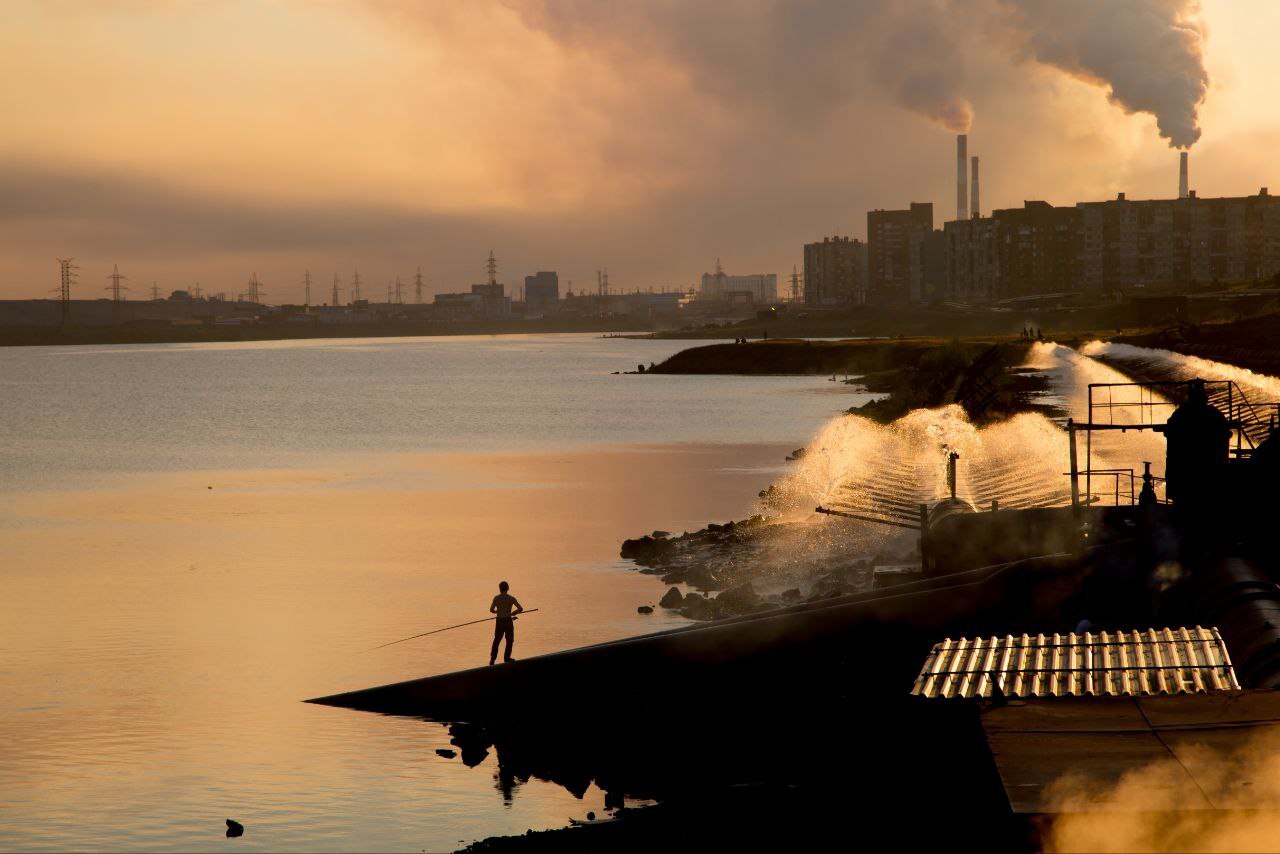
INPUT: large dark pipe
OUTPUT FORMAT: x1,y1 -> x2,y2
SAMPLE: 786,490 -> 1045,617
1196,558 -> 1280,689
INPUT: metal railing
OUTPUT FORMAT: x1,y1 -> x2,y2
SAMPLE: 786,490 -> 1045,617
1067,379 -> 1278,508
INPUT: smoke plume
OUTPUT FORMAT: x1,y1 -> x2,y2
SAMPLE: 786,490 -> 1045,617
499,0 -> 1207,144
996,0 -> 1209,148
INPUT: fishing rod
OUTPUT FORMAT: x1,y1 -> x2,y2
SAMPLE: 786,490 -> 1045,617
366,609 -> 540,652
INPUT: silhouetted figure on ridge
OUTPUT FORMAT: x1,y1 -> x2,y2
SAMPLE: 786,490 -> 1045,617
489,581 -> 524,665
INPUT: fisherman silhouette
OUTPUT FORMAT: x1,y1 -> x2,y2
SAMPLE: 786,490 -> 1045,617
489,581 -> 524,665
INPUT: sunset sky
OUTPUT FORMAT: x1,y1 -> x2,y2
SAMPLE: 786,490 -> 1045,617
2,0 -> 1277,302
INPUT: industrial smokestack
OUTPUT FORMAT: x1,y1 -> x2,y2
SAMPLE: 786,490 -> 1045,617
970,156 -> 980,219
1179,150 -> 1189,199
957,134 -> 968,221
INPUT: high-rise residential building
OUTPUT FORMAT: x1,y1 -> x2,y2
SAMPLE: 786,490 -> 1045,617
803,236 -> 868,306
524,272 -> 560,316
868,202 -> 933,305
943,217 -> 1001,303
909,229 -> 948,303
941,189 -> 1280,302
993,201 -> 1081,297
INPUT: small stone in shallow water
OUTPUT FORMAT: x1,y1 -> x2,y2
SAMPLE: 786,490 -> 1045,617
435,748 -> 457,758
637,605 -> 654,614
586,812 -> 596,821
225,819 -> 244,838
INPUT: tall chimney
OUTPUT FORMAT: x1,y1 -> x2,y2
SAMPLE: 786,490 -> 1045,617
957,134 -> 968,221
970,156 -> 980,219
1179,151 -> 1189,199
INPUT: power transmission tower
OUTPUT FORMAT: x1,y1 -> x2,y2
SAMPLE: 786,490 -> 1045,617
105,263 -> 129,302
246,273 -> 264,305
394,276 -> 404,304
331,273 -> 342,307
191,283 -> 202,299
386,282 -> 393,304
151,282 -> 161,300
789,265 -> 803,303
597,268 -> 609,318
55,257 -> 78,326
303,270 -> 312,306
486,251 -> 498,286
351,270 -> 362,302
414,267 -> 425,303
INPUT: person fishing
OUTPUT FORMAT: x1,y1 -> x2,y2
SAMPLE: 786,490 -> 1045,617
489,581 -> 524,665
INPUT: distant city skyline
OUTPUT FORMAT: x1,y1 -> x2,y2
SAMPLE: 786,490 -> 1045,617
2,1 -> 1277,301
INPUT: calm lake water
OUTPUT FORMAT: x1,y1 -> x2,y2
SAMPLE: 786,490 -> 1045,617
0,333 -> 868,852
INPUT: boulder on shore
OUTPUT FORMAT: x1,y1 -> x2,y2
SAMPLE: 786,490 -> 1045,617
620,535 -> 674,562
716,583 -> 759,613
659,587 -> 684,608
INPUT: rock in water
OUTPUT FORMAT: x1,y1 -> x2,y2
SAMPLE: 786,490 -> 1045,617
637,605 -> 654,614
435,748 -> 457,758
225,819 -> 244,838
659,587 -> 684,608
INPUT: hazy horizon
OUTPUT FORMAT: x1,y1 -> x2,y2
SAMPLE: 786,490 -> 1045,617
2,0 -> 1276,303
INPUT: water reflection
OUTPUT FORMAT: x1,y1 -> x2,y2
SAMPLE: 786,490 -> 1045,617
0,444 -> 802,851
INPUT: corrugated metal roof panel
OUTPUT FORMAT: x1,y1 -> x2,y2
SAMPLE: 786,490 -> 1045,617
911,626 -> 1239,699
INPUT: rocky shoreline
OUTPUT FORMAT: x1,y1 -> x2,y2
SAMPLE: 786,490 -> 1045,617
622,519 -> 912,620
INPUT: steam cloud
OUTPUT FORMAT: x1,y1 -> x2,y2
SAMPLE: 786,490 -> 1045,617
502,0 -> 1208,144
1046,723 -> 1280,852
997,0 -> 1209,148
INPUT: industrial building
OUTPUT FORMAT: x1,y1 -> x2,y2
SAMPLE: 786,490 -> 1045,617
524,272 -> 559,316
699,264 -> 778,304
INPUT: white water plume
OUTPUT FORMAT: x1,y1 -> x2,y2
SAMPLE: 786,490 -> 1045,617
1082,340 -> 1280,408
768,342 -> 1175,539
773,404 -> 1073,524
